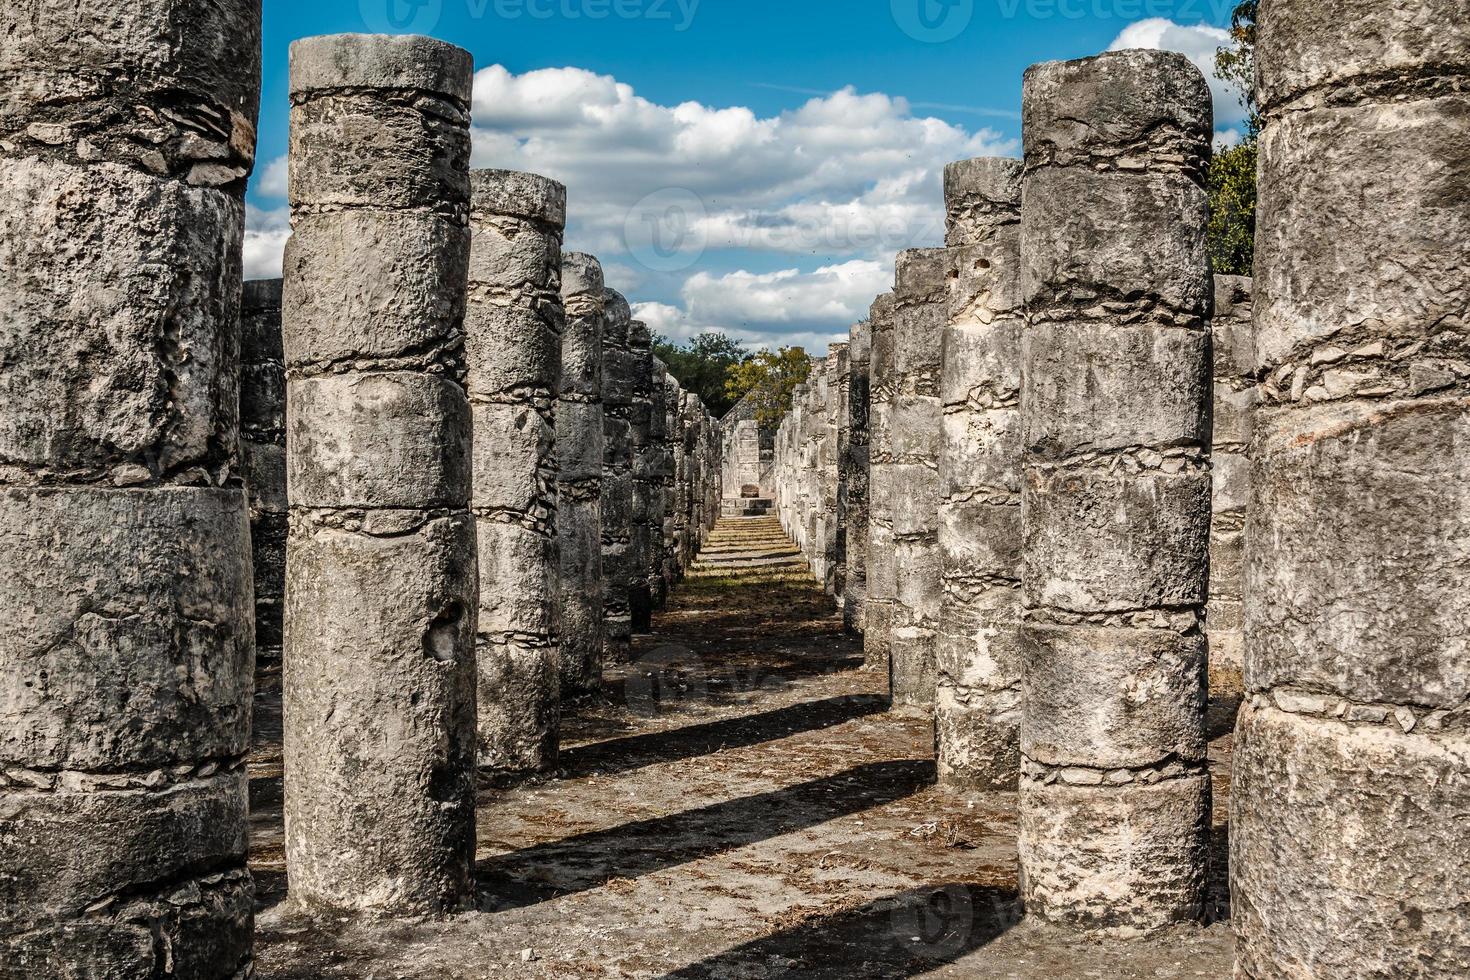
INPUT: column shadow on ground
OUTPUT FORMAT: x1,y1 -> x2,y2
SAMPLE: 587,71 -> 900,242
658,883 -> 1020,979
560,694 -> 889,777
476,759 -> 936,912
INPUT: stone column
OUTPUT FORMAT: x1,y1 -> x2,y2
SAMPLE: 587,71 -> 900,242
557,252 -> 605,698
935,157 -> 1025,791
282,33 -> 477,916
652,367 -> 678,604
889,248 -> 948,711
818,347 -> 845,595
601,290 -> 636,661
1233,2 -> 1470,974
467,169 -> 566,773
243,279 -> 288,668
843,319 -> 873,635
0,1 -> 261,967
627,321 -> 655,632
677,391 -> 699,572
1207,276 -> 1252,678
864,293 -> 898,672
1018,50 -> 1213,935
834,341 -> 853,606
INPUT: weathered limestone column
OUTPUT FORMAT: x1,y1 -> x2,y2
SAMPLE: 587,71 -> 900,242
833,341 -> 853,607
935,158 -> 1025,790
889,249 -> 948,711
677,391 -> 700,571
1208,276 -> 1252,677
0,1 -> 261,966
1233,3 -> 1470,974
842,319 -> 873,635
557,252 -> 605,698
243,279 -> 288,667
652,367 -> 678,605
627,321 -> 656,632
864,293 -> 898,672
1018,50 -> 1213,935
282,34 -> 477,916
468,169 -> 565,772
817,347 -> 845,595
601,290 -> 636,661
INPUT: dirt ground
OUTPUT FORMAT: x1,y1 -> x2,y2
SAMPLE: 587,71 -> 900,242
247,517 -> 1238,978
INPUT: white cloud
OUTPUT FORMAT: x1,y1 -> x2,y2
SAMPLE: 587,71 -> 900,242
257,156 -> 289,199
638,260 -> 890,354
468,65 -> 1015,264
244,64 -> 1017,341
1108,18 -> 1246,132
244,204 -> 289,281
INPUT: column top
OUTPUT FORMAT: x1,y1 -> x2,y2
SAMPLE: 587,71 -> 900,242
603,288 -> 633,345
470,169 -> 568,229
562,252 -> 606,300
290,34 -> 474,103
894,247 -> 949,299
629,319 -> 652,351
944,157 -> 1023,246
1023,49 -> 1211,164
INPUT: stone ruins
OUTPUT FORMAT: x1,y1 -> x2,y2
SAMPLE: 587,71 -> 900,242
2,2 -> 1465,977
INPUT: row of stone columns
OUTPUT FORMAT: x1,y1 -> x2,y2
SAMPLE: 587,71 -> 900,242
763,44 -> 1230,945
39,30 -> 728,942
268,31 -> 726,920
768,18 -> 1468,963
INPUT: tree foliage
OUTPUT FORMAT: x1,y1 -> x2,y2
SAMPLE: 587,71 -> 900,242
1214,0 -> 1260,137
652,331 -> 750,418
1207,140 -> 1257,277
724,347 -> 812,428
1209,0 -> 1259,277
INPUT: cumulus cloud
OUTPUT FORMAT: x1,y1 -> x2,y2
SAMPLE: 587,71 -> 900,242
638,260 -> 890,353
245,63 -> 1017,347
243,204 -> 289,281
256,156 -> 289,198
466,64 -> 1014,264
1108,18 -> 1246,132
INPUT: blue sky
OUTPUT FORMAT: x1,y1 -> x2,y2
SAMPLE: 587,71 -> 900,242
248,0 -> 1246,352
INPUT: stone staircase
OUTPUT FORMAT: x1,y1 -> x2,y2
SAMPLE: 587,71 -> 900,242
686,515 -> 811,581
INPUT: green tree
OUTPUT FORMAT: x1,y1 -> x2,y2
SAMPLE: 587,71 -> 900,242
724,347 -> 812,428
1207,140 -> 1257,277
1214,0 -> 1260,137
1208,0 -> 1259,276
652,331 -> 750,417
